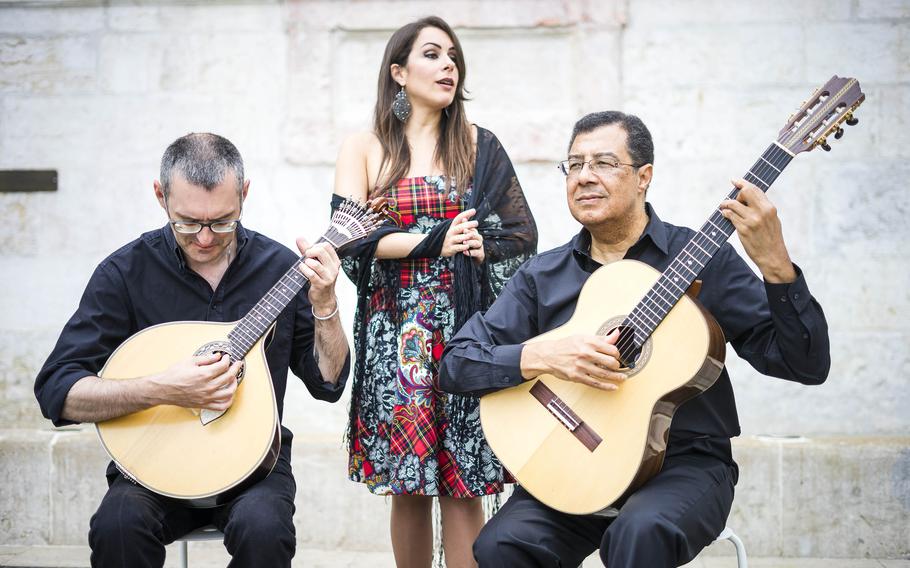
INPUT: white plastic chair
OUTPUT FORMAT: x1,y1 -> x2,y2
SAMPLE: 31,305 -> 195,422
577,525 -> 747,567
714,525 -> 748,568
175,524 -> 223,568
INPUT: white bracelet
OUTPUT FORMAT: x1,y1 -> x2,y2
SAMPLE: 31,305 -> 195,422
312,299 -> 339,321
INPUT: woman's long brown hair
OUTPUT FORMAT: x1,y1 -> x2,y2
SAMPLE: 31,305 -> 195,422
371,16 -> 474,199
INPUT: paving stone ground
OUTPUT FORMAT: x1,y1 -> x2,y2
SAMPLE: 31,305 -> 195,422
1,543 -> 908,568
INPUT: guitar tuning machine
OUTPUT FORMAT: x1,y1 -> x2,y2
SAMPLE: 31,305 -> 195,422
834,126 -> 845,140
845,112 -> 859,126
817,136 -> 832,152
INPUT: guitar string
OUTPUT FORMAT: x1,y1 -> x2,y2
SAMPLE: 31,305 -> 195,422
226,202 -> 381,356
611,143 -> 790,358
610,143 -> 790,363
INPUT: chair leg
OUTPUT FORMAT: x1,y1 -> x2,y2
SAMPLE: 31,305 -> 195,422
178,540 -> 188,568
726,529 -> 748,568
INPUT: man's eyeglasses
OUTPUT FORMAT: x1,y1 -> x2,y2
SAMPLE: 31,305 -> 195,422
558,158 -> 641,178
169,218 -> 241,234
164,195 -> 242,234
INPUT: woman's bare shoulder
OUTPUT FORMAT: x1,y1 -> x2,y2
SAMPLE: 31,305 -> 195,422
340,130 -> 383,156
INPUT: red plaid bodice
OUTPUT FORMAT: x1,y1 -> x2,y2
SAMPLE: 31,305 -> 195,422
387,176 -> 469,288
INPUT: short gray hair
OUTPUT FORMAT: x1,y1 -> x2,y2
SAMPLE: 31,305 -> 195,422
159,133 -> 244,199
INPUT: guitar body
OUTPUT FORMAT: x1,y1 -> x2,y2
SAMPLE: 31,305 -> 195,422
479,259 -> 726,515
96,320 -> 280,507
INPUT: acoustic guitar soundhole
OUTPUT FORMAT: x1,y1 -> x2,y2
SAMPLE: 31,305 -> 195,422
597,316 -> 653,378
193,340 -> 245,382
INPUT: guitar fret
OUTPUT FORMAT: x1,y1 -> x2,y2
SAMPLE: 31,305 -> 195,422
219,199 -> 384,360
680,249 -> 705,271
646,290 -> 672,312
657,276 -> 685,297
665,264 -> 691,288
626,311 -> 651,333
644,286 -> 673,309
705,217 -> 728,235
231,324 -> 257,346
617,140 -> 795,353
251,307 -> 270,325
322,233 -> 344,249
759,156 -> 782,173
699,230 -> 723,248
635,303 -> 661,327
687,241 -> 712,262
237,318 -> 258,338
674,259 -> 698,277
271,284 -> 294,302
744,171 -> 769,190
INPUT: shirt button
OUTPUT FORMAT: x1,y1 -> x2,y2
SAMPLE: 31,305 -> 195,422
780,296 -> 788,303
802,333 -> 809,339
793,293 -> 801,300
500,376 -> 510,384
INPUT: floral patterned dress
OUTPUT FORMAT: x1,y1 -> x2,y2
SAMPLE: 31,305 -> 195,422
346,175 -> 505,498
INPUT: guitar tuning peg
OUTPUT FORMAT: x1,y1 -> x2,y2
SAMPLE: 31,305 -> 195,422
846,114 -> 859,126
834,127 -> 844,140
821,142 -> 832,151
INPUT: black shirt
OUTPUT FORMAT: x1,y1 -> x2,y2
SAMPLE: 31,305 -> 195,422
439,204 -> 830,450
34,224 -> 349,450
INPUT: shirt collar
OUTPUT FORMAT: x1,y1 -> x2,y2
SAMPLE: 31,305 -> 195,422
161,222 -> 250,270
571,202 -> 669,271
638,202 -> 669,255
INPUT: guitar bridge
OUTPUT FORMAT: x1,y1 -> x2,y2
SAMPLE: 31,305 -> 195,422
545,399 -> 581,431
530,381 -> 603,452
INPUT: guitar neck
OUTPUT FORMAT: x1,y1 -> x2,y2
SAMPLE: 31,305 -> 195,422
623,142 -> 795,347
226,229 -> 344,360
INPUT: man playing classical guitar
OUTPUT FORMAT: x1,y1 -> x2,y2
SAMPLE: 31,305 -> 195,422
439,111 -> 831,567
34,133 -> 350,567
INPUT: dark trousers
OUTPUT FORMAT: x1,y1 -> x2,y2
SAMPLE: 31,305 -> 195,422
88,454 -> 297,568
474,450 -> 737,568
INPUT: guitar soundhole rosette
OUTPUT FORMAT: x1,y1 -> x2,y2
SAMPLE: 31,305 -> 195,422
193,340 -> 245,382
192,340 -> 245,426
597,316 -> 653,378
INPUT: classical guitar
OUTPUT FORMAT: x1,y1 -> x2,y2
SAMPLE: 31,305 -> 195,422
479,75 -> 865,515
96,198 -> 386,507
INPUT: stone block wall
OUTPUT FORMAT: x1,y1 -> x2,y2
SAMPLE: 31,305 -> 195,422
1,0 -> 908,558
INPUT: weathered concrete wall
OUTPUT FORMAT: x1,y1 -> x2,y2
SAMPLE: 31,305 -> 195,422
2,430 -> 907,558
1,0 -> 908,558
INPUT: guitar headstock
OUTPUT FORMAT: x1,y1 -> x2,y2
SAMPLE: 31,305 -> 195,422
324,197 -> 389,250
777,75 -> 865,155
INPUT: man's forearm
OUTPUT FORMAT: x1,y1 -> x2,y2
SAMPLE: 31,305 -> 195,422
314,314 -> 349,385
61,374 -> 158,423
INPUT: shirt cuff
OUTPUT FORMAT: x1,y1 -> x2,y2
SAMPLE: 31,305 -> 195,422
491,344 -> 525,388
764,264 -> 812,314
44,369 -> 94,427
302,351 -> 350,402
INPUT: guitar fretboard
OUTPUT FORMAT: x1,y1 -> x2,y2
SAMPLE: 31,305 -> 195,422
622,142 -> 794,349
225,233 -> 342,360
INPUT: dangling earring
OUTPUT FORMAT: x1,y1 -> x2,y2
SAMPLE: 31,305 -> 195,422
392,86 -> 411,122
